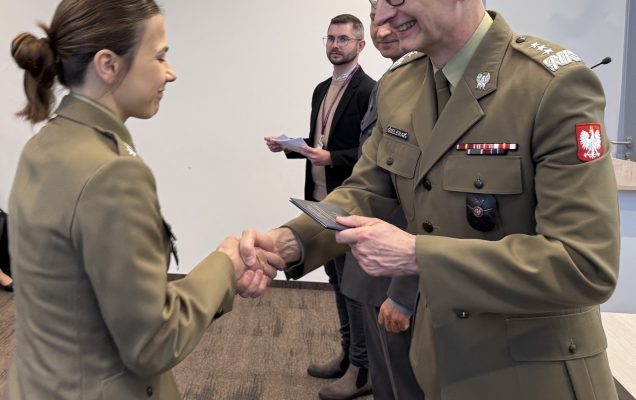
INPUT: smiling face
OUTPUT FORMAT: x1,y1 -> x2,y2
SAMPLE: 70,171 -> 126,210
370,9 -> 403,61
375,0 -> 456,54
325,22 -> 364,66
373,0 -> 484,66
111,14 -> 177,120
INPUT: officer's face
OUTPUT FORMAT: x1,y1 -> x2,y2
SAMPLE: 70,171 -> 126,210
111,15 -> 177,121
325,23 -> 365,66
370,10 -> 403,61
372,0 -> 457,57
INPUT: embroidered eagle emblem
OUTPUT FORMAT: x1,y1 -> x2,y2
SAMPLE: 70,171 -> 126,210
578,125 -> 602,160
476,72 -> 490,90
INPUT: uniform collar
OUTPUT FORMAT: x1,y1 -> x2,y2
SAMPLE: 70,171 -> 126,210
55,94 -> 135,151
439,11 -> 493,92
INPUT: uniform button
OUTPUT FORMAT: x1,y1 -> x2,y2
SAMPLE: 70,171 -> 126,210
423,179 -> 432,191
422,221 -> 434,232
516,35 -> 527,43
568,342 -> 577,354
146,386 -> 154,397
386,157 -> 394,166
457,311 -> 471,319
474,178 -> 484,189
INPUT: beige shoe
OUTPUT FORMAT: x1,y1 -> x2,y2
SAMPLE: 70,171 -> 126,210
307,351 -> 349,379
318,364 -> 372,400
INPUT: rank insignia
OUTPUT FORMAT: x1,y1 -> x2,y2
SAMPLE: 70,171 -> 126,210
123,142 -> 137,157
386,126 -> 409,140
466,194 -> 497,232
543,50 -> 581,72
476,72 -> 491,90
576,123 -> 603,162
390,51 -> 418,70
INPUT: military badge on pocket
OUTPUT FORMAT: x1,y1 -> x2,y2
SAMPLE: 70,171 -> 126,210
466,194 -> 497,232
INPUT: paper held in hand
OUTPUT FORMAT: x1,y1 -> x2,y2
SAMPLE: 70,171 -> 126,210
289,198 -> 350,231
272,134 -> 308,153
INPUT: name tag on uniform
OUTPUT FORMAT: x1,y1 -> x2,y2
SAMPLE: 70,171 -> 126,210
386,126 -> 409,140
456,143 -> 518,155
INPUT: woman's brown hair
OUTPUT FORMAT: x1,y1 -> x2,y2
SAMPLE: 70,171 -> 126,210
11,0 -> 161,123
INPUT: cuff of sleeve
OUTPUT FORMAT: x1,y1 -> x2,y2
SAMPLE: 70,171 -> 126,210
281,226 -> 306,280
388,297 -> 413,317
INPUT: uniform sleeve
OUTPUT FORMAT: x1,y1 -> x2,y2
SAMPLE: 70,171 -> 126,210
387,276 -> 420,311
285,122 -> 401,278
71,157 -> 236,375
417,65 -> 620,326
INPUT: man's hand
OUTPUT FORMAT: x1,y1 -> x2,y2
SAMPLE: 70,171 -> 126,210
264,136 -> 284,152
335,215 -> 418,277
301,146 -> 332,166
378,299 -> 411,333
240,227 -> 301,267
216,236 -> 284,298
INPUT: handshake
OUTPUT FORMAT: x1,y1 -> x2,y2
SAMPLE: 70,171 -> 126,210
215,228 -> 301,298
215,214 -> 420,299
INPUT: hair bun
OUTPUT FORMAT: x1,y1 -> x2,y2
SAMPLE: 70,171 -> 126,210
11,32 -> 55,77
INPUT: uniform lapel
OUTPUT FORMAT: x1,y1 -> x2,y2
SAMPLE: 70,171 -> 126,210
414,12 -> 512,184
411,61 -> 438,154
310,80 -> 331,138
415,78 -> 485,183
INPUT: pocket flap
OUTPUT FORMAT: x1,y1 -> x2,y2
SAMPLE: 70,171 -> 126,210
506,308 -> 607,362
443,155 -> 522,194
377,137 -> 421,179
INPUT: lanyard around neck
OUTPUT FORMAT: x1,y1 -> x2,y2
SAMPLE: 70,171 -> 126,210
318,65 -> 359,148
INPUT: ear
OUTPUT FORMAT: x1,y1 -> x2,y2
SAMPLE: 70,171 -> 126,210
358,39 -> 366,52
92,49 -> 123,85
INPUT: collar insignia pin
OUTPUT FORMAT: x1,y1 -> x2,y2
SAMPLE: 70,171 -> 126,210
124,143 -> 137,157
476,72 -> 491,90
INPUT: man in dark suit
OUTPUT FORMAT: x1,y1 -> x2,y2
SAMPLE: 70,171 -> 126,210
265,13 -> 375,400
340,9 -> 424,399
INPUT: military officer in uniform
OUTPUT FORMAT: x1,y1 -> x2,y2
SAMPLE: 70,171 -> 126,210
240,0 -> 620,399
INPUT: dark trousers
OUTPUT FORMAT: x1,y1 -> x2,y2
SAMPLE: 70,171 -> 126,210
0,209 -> 10,276
324,255 -> 368,368
362,303 -> 425,399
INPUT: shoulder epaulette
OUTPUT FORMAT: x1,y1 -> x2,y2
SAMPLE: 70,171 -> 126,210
389,51 -> 426,71
511,35 -> 582,74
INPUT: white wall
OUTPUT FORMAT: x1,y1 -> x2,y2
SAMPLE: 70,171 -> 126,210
0,0 -> 387,283
1,1 -> 633,308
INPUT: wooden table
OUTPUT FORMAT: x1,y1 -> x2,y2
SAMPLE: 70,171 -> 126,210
602,312 -> 636,399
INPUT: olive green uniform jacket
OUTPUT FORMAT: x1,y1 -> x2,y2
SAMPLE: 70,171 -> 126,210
8,95 -> 236,400
284,12 -> 620,400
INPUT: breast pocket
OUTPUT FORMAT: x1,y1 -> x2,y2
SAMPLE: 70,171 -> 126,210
443,156 -> 522,236
377,137 -> 421,220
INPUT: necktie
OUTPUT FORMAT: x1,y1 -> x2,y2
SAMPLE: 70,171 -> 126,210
434,69 -> 451,120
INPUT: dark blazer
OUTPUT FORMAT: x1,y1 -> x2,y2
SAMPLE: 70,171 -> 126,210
287,66 -> 375,200
341,81 -> 419,310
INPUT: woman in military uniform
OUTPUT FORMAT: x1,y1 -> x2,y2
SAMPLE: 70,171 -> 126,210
7,1 -> 281,399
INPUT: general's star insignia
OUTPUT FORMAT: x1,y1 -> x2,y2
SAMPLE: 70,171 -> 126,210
543,50 -> 581,72
390,51 -> 417,70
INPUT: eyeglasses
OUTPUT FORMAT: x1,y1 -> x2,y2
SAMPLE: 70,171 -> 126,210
369,0 -> 406,8
322,35 -> 363,46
